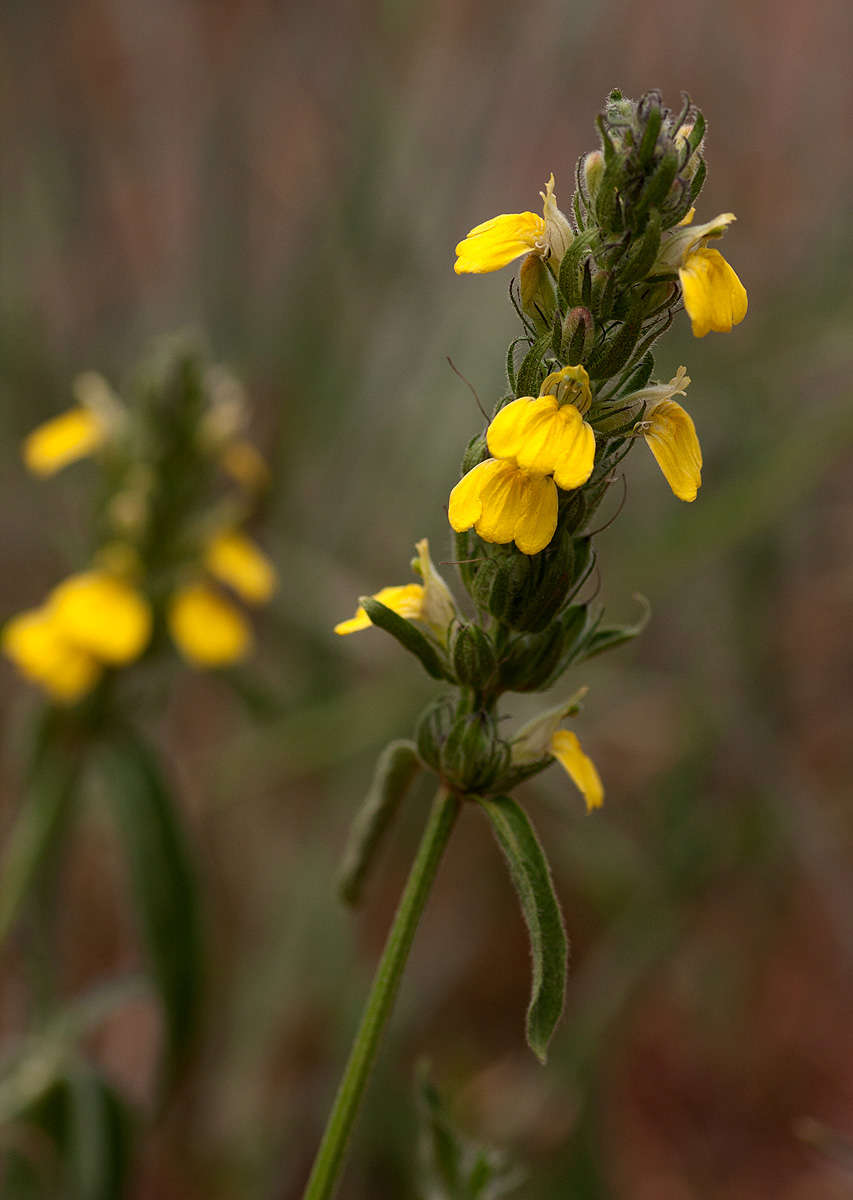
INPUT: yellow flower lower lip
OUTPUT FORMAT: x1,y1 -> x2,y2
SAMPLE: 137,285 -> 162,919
168,583 -> 252,666
640,399 -> 703,502
549,729 -> 603,811
448,458 -> 558,555
679,247 -> 747,338
48,572 -> 152,664
204,530 -> 277,605
454,212 -> 545,275
2,607 -> 101,702
334,584 -> 424,636
23,407 -> 106,477
486,396 -> 595,491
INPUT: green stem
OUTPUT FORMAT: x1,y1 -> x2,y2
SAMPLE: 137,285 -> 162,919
303,786 -> 460,1200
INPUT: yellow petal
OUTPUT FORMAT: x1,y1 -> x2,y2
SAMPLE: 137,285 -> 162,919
48,572 -> 152,665
475,460 -> 528,545
513,471 -> 558,555
454,212 -> 545,274
549,730 -> 603,811
204,530 -> 276,605
487,397 -> 595,491
486,396 -> 546,461
448,458 -> 504,532
642,399 -> 703,502
334,583 -> 424,636
23,407 -> 106,477
547,408 -> 596,491
679,247 -> 748,338
2,608 -> 101,702
168,583 -> 252,666
221,440 -> 271,490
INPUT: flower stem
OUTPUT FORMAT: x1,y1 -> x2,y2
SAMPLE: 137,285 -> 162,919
303,786 -> 460,1200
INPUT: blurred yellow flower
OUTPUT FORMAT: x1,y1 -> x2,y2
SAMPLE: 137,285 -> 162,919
549,730 -> 603,811
2,608 -> 101,703
168,583 -> 252,666
204,531 -> 276,605
221,440 -> 271,491
454,175 -> 573,274
48,572 -> 152,664
448,458 -> 558,556
23,407 -> 106,477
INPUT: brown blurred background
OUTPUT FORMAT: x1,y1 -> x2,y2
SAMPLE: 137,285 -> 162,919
1,1 -> 852,1197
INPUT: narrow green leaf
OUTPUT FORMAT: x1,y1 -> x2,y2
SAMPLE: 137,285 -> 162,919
66,1066 -> 133,1200
0,741 -> 81,949
476,796 -> 568,1063
337,740 -> 420,906
360,595 -> 448,680
515,332 -> 552,398
98,732 -> 202,1083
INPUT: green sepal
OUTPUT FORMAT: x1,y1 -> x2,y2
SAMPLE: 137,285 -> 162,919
617,210 -> 662,286
97,730 -> 202,1085
449,623 -> 497,690
632,150 -> 679,227
359,595 -> 449,681
337,740 -> 420,907
578,594 -> 651,661
477,795 -> 568,1063
617,349 -> 655,397
514,333 -> 553,398
557,231 -> 598,310
689,156 -> 707,205
636,102 -> 663,169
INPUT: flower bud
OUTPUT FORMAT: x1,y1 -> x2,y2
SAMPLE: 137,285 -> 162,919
440,709 -> 510,793
560,307 -> 596,365
519,253 -> 556,334
449,622 -> 497,689
581,151 -> 604,203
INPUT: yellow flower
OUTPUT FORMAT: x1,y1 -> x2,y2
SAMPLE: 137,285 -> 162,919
204,530 -> 277,605
168,583 -> 252,666
628,368 -> 701,502
454,174 -> 573,274
334,584 -> 424,636
486,395 -> 594,491
335,539 -> 456,638
656,210 -> 747,338
220,440 -> 271,491
48,572 -> 152,665
679,248 -> 748,338
448,458 -> 558,556
549,730 -> 604,811
2,608 -> 101,703
23,407 -> 106,477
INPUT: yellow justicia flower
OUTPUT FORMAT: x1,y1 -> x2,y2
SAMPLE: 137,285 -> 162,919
23,407 -> 107,477
334,584 -> 424,636
204,530 -> 277,605
335,540 -> 456,638
2,608 -> 101,703
168,582 -> 253,666
448,458 -> 558,556
486,368 -> 595,492
454,175 -> 573,275
656,210 -> 747,338
640,400 -> 703,502
47,572 -> 152,665
549,730 -> 604,812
